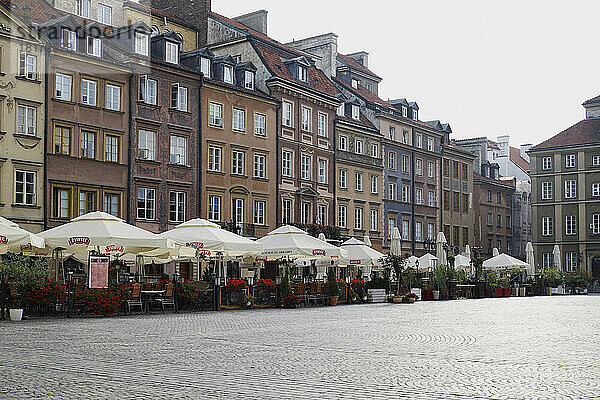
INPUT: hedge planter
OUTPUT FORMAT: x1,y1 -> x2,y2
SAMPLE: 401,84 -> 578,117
421,289 -> 433,301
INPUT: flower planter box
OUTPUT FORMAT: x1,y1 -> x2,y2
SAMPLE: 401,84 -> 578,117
421,289 -> 433,301
494,288 -> 503,298
503,288 -> 511,297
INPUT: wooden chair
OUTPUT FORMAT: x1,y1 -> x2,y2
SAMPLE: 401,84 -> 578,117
154,283 -> 175,313
126,283 -> 144,314
294,282 -> 308,307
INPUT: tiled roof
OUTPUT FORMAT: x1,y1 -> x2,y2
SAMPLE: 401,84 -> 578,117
509,146 -> 530,173
253,42 -> 340,98
530,118 -> 600,150
203,77 -> 276,102
583,94 -> 600,105
336,112 -> 378,131
337,53 -> 381,80
445,142 -> 475,157
0,0 -> 63,24
333,76 -> 392,109
474,173 -> 515,188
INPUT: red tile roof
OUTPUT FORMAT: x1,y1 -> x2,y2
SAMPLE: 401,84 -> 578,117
474,173 -> 515,188
530,118 -> 600,150
0,0 -> 63,24
509,146 -> 530,173
333,76 -> 392,109
336,112 -> 378,131
337,53 -> 381,80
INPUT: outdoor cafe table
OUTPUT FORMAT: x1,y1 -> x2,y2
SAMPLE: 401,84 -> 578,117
141,290 -> 164,313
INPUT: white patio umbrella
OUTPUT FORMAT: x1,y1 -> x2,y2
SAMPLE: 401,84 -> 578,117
552,245 -> 561,271
454,254 -> 472,269
464,244 -> 471,260
158,218 -> 262,258
0,222 -> 46,255
493,247 -> 500,257
405,255 -> 419,268
0,216 -> 19,227
436,232 -> 447,267
418,253 -> 438,271
525,242 -> 535,276
257,225 -> 342,260
482,253 -> 529,271
39,211 -> 175,256
340,237 -> 385,267
390,227 -> 402,256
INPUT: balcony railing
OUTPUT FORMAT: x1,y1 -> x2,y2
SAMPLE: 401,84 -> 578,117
219,222 -> 256,237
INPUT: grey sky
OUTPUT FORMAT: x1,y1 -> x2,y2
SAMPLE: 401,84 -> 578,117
213,0 -> 599,148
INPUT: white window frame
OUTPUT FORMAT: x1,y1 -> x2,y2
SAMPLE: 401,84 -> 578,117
371,175 -> 378,194
55,73 -> 72,101
355,139 -> 363,155
565,154 -> 576,168
17,105 -> 36,135
97,3 -> 112,25
232,150 -> 245,175
415,134 -> 422,148
593,155 -> 600,166
80,130 -> 95,159
301,155 -> 311,180
138,129 -> 156,161
339,135 -> 348,151
169,191 -> 186,223
565,215 -> 576,236
135,32 -> 149,56
402,155 -> 410,173
282,199 -> 292,224
282,151 -> 292,177
15,170 -> 36,206
77,0 -> 90,17
351,104 -> 360,120
354,207 -> 363,230
282,101 -> 292,127
428,191 -> 435,207
402,185 -> 409,203
87,36 -> 101,57
208,146 -> 222,172
244,71 -> 254,90
61,29 -> 77,51
542,156 -> 552,171
564,180 -> 576,199
355,172 -> 363,191
254,200 -> 266,225
416,188 -> 423,205
541,182 -> 552,200
19,52 -> 37,80
254,113 -> 266,136
317,204 -> 327,225
592,183 -> 600,197
104,135 -> 119,162
388,219 -> 396,240
298,65 -> 308,82
208,195 -> 221,222
224,65 -> 234,84
165,41 -> 179,64
371,143 -> 379,158
318,113 -> 327,137
416,158 -> 422,176
318,159 -> 327,184
301,107 -> 311,132
565,252 -> 577,272
233,107 -> 246,132
301,202 -> 310,224
427,223 -> 434,241
388,151 -> 396,170
402,220 -> 409,241
593,214 -> 600,234
388,183 -> 396,200
106,84 -> 121,111
170,135 -> 187,165
81,79 -> 97,106
339,169 -> 347,189
209,102 -> 223,127
427,138 -> 434,152
137,187 -> 155,220
415,222 -> 422,242
338,205 -> 347,228
254,154 -> 266,178
370,210 -> 378,231
542,216 -> 553,236
200,57 -> 211,77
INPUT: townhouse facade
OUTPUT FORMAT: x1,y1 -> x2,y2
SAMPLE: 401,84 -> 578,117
52,0 -> 123,27
0,3 -> 46,233
529,96 -> 600,279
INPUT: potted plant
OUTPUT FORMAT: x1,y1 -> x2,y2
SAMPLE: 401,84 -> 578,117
282,293 -> 299,308
402,293 -> 419,303
350,279 -> 366,302
486,271 -> 501,297
237,295 -> 255,309
327,270 -> 340,306
1,255 -> 50,321
432,266 -> 447,300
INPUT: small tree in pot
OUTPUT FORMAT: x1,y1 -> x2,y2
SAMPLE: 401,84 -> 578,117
1,254 -> 50,321
327,269 -> 340,305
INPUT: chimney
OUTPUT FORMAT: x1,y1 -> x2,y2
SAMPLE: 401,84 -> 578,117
520,144 -> 532,163
233,10 -> 268,35
497,135 -> 509,157
286,32 -> 338,78
146,0 -> 211,48
21,5 -> 32,25
346,51 -> 369,68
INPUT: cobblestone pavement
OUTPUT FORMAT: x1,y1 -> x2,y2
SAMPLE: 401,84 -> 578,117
1,295 -> 599,399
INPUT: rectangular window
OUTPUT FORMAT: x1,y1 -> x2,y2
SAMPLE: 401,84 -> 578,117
54,126 -> 71,155
139,76 -> 157,105
104,135 -> 119,162
53,188 -> 70,219
80,130 -> 95,159
371,175 -> 378,194
427,138 -> 434,152
282,199 -> 292,224
301,155 -> 311,180
61,29 -> 77,51
339,135 -> 348,151
282,101 -> 292,127
497,192 -> 502,204
388,183 -> 396,200
487,213 -> 493,226
453,161 -> 460,179
565,215 -> 576,236
402,130 -> 408,144
592,183 -> 600,197
104,193 -> 120,217
337,103 -> 345,117
355,172 -> 363,191
542,156 -> 552,170
135,33 -> 149,56
318,160 -> 327,184
233,108 -> 246,131
232,151 -> 245,175
402,220 -> 409,241
542,253 -> 553,269
565,252 -> 577,272
301,107 -> 311,131
388,219 -> 396,239
463,194 -> 469,213
55,73 -> 72,101
443,159 -> 450,177
454,192 -> 460,212
351,78 -> 359,89
254,201 -> 265,225
497,214 -> 502,227
354,208 -> 363,230
317,205 -> 327,225
97,3 -> 112,25
254,113 -> 266,136
593,155 -> 600,166
208,146 -> 222,172
81,79 -> 97,106
415,222 -> 422,242
443,191 -> 450,211
541,182 -> 552,200
370,210 -> 378,231
77,0 -> 90,17
137,188 -> 155,220
17,105 -> 36,135
234,198 -> 244,228
209,102 -> 223,127
15,170 -> 35,205
388,152 -> 396,170
542,216 -> 553,236
79,190 -> 95,216
106,84 -> 121,111
355,140 -> 363,154
487,190 -> 492,202
282,151 -> 292,177
318,113 -> 327,137
171,85 -> 188,112
371,143 -> 379,158
339,169 -> 347,189
428,191 -> 435,207
19,53 -> 37,80
87,36 -> 101,57
200,57 -> 211,77
564,180 -> 576,199
165,41 -> 179,64
224,65 -> 234,84
402,185 -> 409,203
208,195 -> 221,221
169,191 -> 186,222
415,134 -> 422,148
351,105 -> 360,120
301,202 -> 310,224
389,127 -> 395,141
593,214 -> 600,234
254,154 -> 266,178
298,65 -> 308,82
245,71 -> 254,90
416,188 -> 423,205
462,164 -> 468,181
415,159 -> 422,176
428,161 -> 434,178
170,136 -> 187,165
565,154 -> 576,168
138,130 -> 156,161
338,205 -> 347,228
427,223 -> 434,241
402,155 -> 409,173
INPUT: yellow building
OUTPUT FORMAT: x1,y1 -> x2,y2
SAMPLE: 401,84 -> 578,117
0,6 -> 46,232
122,1 -> 198,51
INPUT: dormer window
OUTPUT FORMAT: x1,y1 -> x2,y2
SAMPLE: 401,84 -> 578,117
135,33 -> 148,56
351,104 -> 360,120
337,104 -> 344,117
224,65 -> 233,84
87,37 -> 101,57
401,106 -> 407,118
165,41 -> 179,64
200,57 -> 211,77
61,29 -> 77,51
298,65 -> 308,82
351,79 -> 359,89
413,109 -> 418,120
244,70 -> 254,90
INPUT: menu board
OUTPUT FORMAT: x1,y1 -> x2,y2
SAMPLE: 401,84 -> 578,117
89,255 -> 110,289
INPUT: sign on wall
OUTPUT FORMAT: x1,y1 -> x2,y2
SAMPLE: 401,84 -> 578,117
89,255 -> 110,289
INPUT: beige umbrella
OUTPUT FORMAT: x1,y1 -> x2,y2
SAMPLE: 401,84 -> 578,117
552,245 -> 561,271
0,216 -> 19,227
257,225 -> 342,260
493,247 -> 500,257
436,232 -> 447,267
390,227 -> 402,256
0,223 -> 46,255
525,242 -> 535,275
464,244 -> 471,260
364,236 -> 372,246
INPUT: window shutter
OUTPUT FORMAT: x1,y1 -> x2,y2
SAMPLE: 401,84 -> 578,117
171,83 -> 178,108
140,75 -> 147,101
19,52 -> 26,76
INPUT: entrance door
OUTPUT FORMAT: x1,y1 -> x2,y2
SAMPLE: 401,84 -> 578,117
592,256 -> 600,279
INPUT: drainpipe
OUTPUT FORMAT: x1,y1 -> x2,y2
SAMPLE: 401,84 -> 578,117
411,148 -> 415,255
332,118 -> 336,232
43,44 -> 50,230
275,99 -> 281,227
198,76 -> 203,219
127,72 -> 134,224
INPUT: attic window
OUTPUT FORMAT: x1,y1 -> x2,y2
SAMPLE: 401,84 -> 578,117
298,65 -> 308,82
351,105 -> 360,120
165,41 -> 179,64
413,109 -> 418,120
401,106 -> 407,118
337,104 -> 344,117
86,36 -> 101,57
61,29 -> 77,51
351,79 -> 359,89
245,71 -> 254,90
200,57 -> 211,77
135,33 -> 148,56
224,65 -> 233,84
